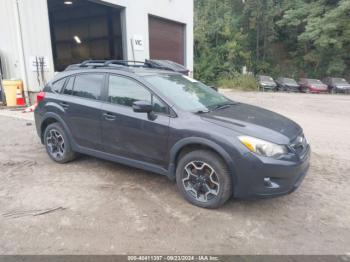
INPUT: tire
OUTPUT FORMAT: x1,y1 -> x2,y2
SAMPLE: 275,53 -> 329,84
176,150 -> 233,209
43,122 -> 76,163
331,88 -> 337,94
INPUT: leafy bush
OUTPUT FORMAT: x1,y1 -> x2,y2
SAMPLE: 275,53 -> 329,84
217,74 -> 258,91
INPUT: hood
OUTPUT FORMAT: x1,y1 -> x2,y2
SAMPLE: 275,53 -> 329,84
201,103 -> 301,143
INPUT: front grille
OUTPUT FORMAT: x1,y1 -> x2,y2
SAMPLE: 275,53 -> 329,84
290,134 -> 308,157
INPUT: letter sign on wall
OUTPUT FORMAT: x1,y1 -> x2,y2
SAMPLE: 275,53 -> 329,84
133,35 -> 145,51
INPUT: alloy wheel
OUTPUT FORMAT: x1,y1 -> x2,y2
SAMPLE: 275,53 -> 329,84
182,161 -> 220,202
46,129 -> 65,160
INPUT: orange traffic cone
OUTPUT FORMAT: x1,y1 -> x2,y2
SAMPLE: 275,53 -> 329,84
16,87 -> 25,106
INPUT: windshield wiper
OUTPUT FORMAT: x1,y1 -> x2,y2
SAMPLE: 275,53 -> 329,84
195,109 -> 210,114
212,102 -> 237,111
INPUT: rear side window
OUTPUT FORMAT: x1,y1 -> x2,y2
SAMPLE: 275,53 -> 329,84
51,78 -> 66,93
72,74 -> 104,100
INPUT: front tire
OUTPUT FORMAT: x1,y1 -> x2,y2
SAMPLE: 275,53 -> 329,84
176,150 -> 233,209
44,122 -> 76,163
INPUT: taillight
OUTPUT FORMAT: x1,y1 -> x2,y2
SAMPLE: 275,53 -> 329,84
36,91 -> 45,103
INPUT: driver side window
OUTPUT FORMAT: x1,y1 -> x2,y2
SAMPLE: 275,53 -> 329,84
108,75 -> 151,107
108,75 -> 168,114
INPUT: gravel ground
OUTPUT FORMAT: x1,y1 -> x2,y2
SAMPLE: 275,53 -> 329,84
0,91 -> 349,255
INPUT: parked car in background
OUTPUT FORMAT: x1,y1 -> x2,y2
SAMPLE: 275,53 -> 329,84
257,75 -> 277,91
276,77 -> 300,92
298,78 -> 328,93
322,77 -> 350,94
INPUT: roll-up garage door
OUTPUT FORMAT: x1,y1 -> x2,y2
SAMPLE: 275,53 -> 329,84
148,16 -> 185,65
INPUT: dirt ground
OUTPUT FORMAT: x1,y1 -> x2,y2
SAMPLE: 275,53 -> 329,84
0,91 -> 349,255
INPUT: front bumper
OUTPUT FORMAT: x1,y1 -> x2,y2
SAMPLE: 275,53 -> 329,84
334,87 -> 350,93
285,85 -> 300,92
260,85 -> 276,90
233,145 -> 311,199
309,87 -> 328,93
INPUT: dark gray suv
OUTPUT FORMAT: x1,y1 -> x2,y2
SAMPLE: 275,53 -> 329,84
34,60 -> 310,209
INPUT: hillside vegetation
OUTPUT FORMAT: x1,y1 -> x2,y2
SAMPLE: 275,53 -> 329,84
194,0 -> 350,88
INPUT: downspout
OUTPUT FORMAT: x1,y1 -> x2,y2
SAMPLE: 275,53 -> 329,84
13,0 -> 31,105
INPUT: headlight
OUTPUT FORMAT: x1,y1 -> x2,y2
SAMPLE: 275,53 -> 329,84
238,136 -> 288,158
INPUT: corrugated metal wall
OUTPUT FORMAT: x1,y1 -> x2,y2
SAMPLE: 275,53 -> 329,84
0,0 -> 21,79
17,0 -> 55,93
0,0 -> 55,95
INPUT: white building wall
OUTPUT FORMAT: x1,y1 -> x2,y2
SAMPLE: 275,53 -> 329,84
0,0 -> 194,100
0,0 -> 22,79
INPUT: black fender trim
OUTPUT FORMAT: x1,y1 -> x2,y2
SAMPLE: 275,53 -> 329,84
40,113 -> 76,148
168,137 -> 237,184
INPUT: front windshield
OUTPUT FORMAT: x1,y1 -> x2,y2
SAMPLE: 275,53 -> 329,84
333,78 -> 348,84
144,74 -> 231,112
284,78 -> 298,85
308,79 -> 322,84
260,76 -> 274,82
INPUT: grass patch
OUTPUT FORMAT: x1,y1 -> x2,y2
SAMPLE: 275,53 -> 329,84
217,74 -> 258,91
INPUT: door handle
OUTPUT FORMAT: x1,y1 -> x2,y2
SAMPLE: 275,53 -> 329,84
60,102 -> 69,109
103,112 -> 116,121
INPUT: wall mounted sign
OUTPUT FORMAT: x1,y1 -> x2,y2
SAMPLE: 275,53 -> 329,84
29,56 -> 49,72
133,35 -> 145,51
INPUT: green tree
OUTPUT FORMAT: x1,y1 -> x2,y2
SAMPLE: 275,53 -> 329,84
194,0 -> 350,85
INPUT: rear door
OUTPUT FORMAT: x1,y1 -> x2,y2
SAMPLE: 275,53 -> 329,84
101,74 -> 170,167
60,73 -> 105,150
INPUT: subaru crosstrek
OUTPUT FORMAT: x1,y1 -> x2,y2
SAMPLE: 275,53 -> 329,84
34,60 -> 310,209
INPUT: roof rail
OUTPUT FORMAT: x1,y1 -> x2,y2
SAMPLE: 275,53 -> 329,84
65,59 -> 188,73
78,60 -> 151,68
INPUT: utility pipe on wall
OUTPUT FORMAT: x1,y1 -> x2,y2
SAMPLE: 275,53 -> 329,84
13,0 -> 31,105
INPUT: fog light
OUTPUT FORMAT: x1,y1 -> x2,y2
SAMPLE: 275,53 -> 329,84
264,177 -> 272,187
264,177 -> 280,189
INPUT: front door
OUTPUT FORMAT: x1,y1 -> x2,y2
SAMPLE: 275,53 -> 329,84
101,74 -> 170,167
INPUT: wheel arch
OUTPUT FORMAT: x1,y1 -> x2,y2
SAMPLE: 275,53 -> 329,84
168,137 -> 237,184
40,113 -> 73,145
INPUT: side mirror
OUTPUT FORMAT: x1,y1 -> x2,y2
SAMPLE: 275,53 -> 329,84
132,100 -> 153,113
210,86 -> 218,91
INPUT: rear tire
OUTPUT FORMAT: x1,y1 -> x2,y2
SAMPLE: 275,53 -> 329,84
176,150 -> 233,209
44,122 -> 76,163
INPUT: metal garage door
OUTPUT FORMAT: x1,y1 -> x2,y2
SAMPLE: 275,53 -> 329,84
149,16 -> 185,65
48,0 -> 124,71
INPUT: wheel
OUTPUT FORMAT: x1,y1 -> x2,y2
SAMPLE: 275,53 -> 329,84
176,150 -> 233,209
331,88 -> 337,94
44,122 -> 76,163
